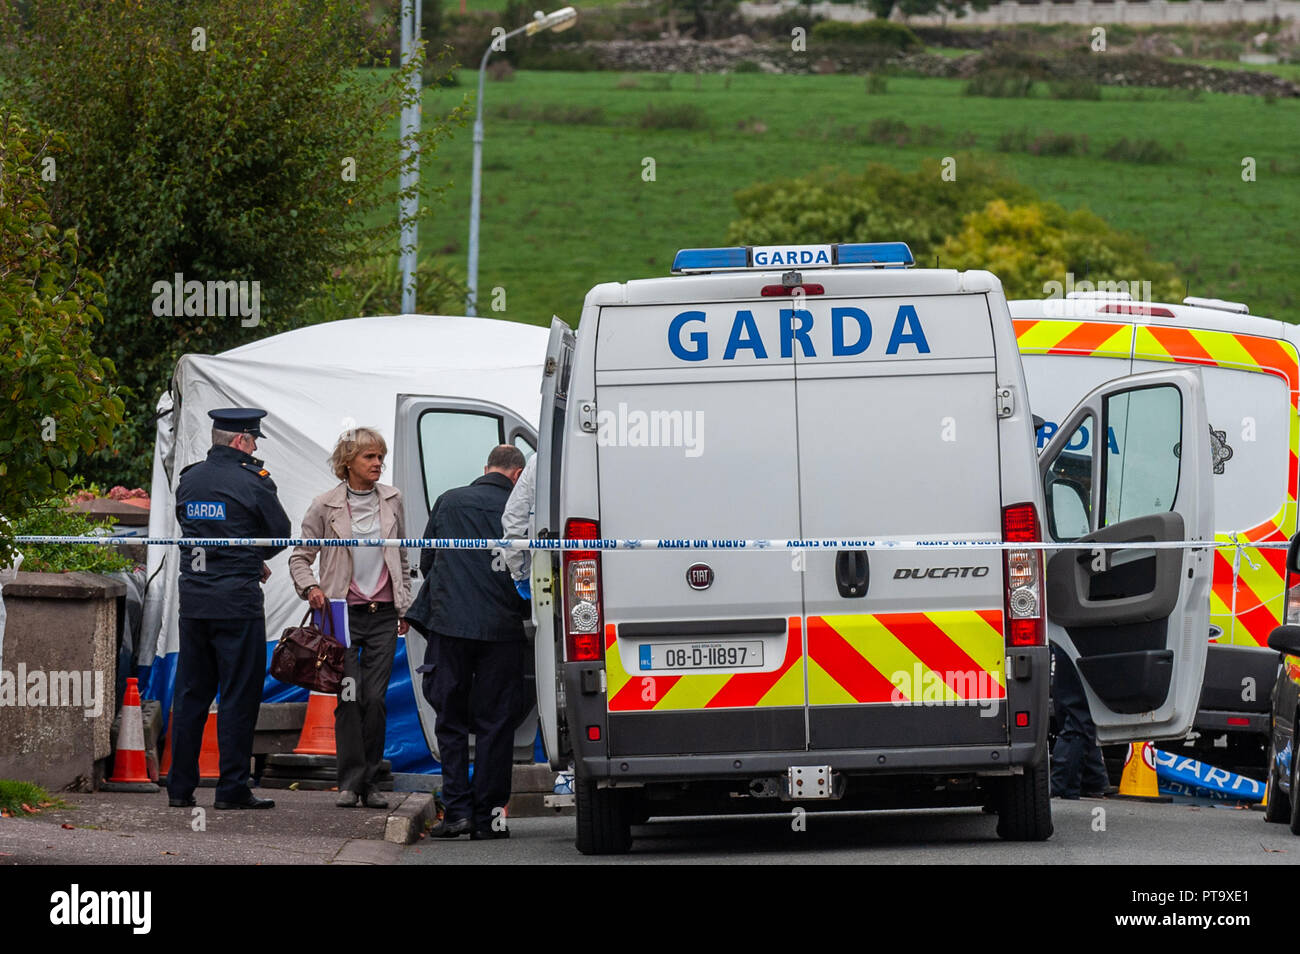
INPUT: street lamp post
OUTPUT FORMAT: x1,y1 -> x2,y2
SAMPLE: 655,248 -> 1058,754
466,7 -> 576,317
400,0 -> 423,315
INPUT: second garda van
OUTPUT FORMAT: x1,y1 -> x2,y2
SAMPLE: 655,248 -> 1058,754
1012,293 -> 1296,778
529,243 -> 1215,854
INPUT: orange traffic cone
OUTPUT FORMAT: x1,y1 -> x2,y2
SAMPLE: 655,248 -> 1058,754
1116,741 -> 1171,802
159,705 -> 222,785
293,692 -> 338,756
103,678 -> 159,793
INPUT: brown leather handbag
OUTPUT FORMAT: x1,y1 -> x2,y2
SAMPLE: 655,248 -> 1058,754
270,608 -> 346,694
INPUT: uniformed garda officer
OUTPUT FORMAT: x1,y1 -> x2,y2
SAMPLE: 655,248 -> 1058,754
168,408 -> 292,810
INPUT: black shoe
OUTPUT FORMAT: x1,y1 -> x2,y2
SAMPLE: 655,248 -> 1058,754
471,827 -> 510,840
214,793 -> 276,810
168,796 -> 196,808
428,817 -> 471,838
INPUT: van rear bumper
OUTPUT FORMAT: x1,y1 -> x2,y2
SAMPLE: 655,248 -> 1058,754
577,741 -> 1044,784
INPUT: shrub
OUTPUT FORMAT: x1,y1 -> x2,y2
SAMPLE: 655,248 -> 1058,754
1103,137 -> 1177,164
811,20 -> 922,52
726,155 -> 1037,259
939,199 -> 1184,301
733,59 -> 762,73
965,71 -> 1036,98
996,127 -> 1030,152
516,48 -> 598,71
867,117 -> 912,144
1029,132 -> 1088,156
10,491 -> 134,574
638,103 -> 709,130
1049,79 -> 1102,100
865,73 -> 889,94
0,110 -> 124,564
749,10 -> 827,40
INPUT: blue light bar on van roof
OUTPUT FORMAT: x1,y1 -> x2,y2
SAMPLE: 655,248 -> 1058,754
837,242 -> 914,267
671,243 -> 914,274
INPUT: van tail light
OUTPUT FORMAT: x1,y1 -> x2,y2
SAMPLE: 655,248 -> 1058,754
1003,503 -> 1044,647
1286,577 -> 1300,626
563,518 -> 604,662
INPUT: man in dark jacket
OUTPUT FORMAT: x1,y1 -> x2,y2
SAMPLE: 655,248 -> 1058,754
406,445 -> 528,839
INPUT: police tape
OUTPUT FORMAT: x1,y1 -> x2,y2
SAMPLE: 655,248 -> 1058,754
11,535 -> 1289,552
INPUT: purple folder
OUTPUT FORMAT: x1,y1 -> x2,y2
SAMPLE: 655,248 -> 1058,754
311,599 -> 351,648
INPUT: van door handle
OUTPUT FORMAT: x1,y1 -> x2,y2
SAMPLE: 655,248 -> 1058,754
835,550 -> 869,598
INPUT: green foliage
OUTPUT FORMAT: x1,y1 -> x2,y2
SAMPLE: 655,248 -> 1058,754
9,491 -> 133,574
997,128 -> 1089,156
725,157 -> 1036,261
1103,138 -> 1178,164
1049,79 -> 1102,101
638,103 -> 710,130
492,102 -> 606,124
734,60 -> 763,74
965,71 -> 1036,98
865,73 -> 889,94
517,49 -> 599,72
811,20 -> 922,52
296,255 -> 470,325
939,199 -> 1184,301
0,0 -> 467,488
749,10 -> 826,40
0,110 -> 124,567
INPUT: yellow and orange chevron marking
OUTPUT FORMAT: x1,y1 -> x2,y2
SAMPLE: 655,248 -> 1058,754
807,610 -> 1006,705
605,618 -> 806,712
1013,319 -> 1133,359
1015,319 -> 1300,648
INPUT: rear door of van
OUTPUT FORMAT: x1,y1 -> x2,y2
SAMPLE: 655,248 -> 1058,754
793,287 -> 1012,751
593,291 -> 808,756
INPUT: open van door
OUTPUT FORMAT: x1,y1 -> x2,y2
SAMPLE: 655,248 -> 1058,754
1038,368 -> 1214,743
393,394 -> 537,761
534,317 -> 575,769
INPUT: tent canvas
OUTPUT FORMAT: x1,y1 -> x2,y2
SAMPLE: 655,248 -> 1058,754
139,314 -> 549,772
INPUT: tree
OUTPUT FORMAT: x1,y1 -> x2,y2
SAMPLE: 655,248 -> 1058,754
0,0 -> 465,486
0,109 -> 124,564
726,159 -> 1182,301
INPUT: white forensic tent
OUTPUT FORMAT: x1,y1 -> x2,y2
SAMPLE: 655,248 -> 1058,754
139,314 -> 550,772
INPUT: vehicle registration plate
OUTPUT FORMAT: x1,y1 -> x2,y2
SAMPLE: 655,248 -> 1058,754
639,641 -> 765,671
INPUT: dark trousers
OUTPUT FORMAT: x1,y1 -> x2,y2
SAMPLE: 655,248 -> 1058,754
169,616 -> 265,803
426,634 -> 526,831
1050,644 -> 1110,797
336,604 -> 398,794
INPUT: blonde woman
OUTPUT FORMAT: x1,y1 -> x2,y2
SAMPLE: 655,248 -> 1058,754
289,428 -> 410,808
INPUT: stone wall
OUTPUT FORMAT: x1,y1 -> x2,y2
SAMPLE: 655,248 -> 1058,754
574,37 -> 1300,93
741,0 -> 1300,27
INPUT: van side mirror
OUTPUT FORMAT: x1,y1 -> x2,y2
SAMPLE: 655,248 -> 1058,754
1266,625 -> 1300,657
1045,477 -> 1089,542
1290,533 -> 1300,575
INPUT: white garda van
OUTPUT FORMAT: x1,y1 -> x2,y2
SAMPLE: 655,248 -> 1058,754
1012,293 -> 1295,778
530,244 -> 1215,854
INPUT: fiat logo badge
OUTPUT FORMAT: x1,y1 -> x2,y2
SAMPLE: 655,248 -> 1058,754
686,564 -> 714,590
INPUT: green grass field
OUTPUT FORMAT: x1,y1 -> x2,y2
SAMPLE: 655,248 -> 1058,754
411,71 -> 1300,327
